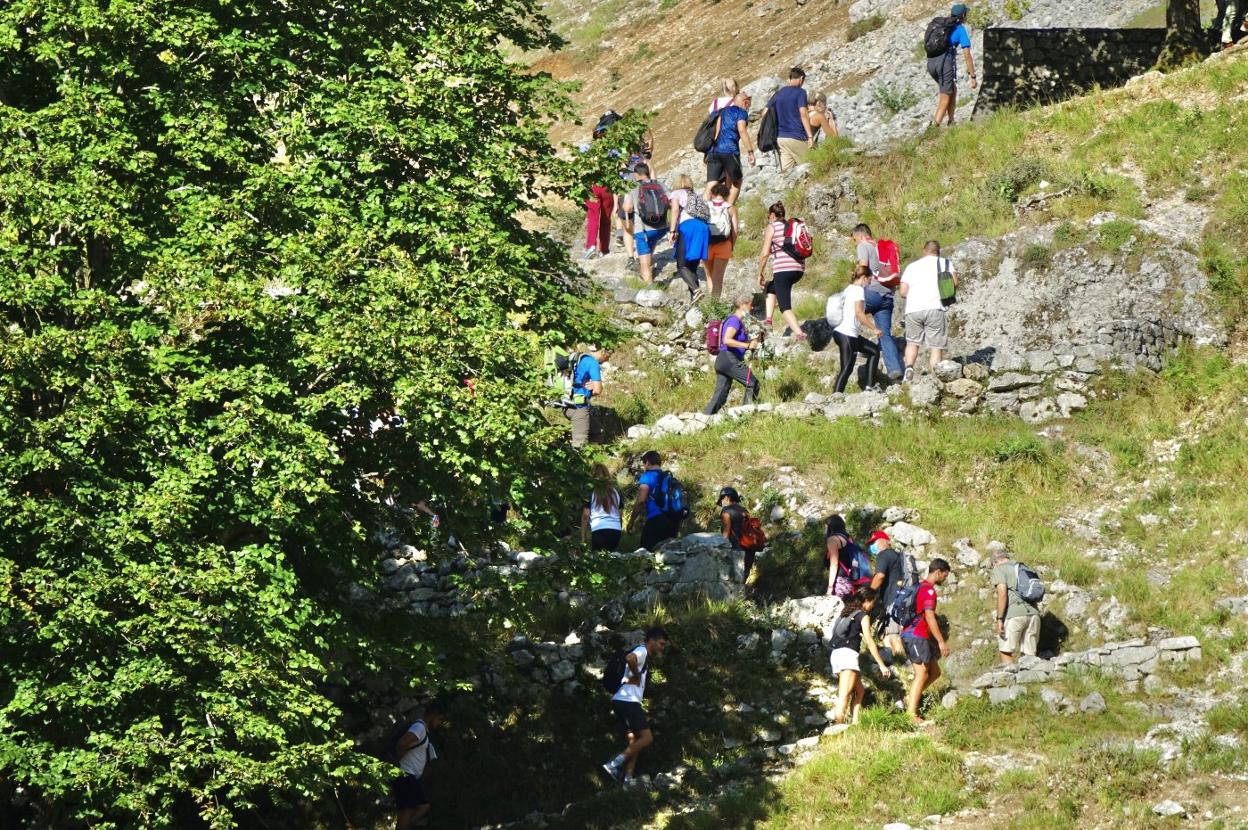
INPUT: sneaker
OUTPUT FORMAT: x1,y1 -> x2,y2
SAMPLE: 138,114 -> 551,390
902,367 -> 915,383
600,763 -> 623,784
887,372 -> 903,383
690,287 -> 705,303
582,248 -> 600,260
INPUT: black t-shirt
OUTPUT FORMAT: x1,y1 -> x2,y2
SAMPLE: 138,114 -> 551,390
722,503 -> 747,548
832,610 -> 865,651
874,548 -> 904,612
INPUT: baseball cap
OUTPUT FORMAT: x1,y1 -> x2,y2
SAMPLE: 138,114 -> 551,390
717,487 -> 741,504
951,3 -> 968,16
867,530 -> 891,545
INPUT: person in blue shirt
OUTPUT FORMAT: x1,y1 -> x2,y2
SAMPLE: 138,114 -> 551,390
703,90 -> 755,204
761,67 -> 814,172
566,345 -> 609,448
929,4 -> 977,127
628,451 -> 680,550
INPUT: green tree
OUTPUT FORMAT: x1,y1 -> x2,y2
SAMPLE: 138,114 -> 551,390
0,0 -> 608,826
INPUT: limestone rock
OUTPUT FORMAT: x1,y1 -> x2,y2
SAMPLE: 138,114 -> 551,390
908,376 -> 942,408
934,359 -> 963,382
944,378 -> 985,400
684,306 -> 705,330
1056,392 -> 1088,416
887,521 -> 936,548
1019,398 -> 1058,424
962,362 -> 990,382
1152,800 -> 1186,818
635,289 -> 667,308
1079,691 -> 1107,714
988,372 -> 1043,392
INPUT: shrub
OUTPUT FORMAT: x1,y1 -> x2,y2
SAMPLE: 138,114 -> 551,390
1021,243 -> 1051,269
1097,218 -> 1137,251
874,84 -> 919,117
985,158 -> 1050,202
992,435 -> 1049,464
847,13 -> 885,41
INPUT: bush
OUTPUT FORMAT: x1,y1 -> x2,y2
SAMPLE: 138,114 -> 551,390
873,84 -> 920,117
847,13 -> 885,41
985,158 -> 1050,202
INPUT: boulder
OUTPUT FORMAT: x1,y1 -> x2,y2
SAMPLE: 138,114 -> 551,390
1019,398 -> 1059,424
635,289 -> 667,308
1079,691 -> 1107,714
908,376 -> 942,408
944,378 -> 985,400
934,359 -> 963,382
952,538 -> 981,569
887,521 -> 936,548
1057,392 -> 1088,416
685,306 -> 705,330
988,372 -> 1043,392
963,362 -> 990,382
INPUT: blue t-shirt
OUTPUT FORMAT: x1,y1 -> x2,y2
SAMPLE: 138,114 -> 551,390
639,469 -> 666,519
712,105 -> 750,155
721,314 -> 748,360
571,354 -> 601,407
769,85 -> 809,141
947,23 -> 971,55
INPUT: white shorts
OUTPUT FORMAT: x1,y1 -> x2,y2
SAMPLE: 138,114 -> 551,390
830,647 -> 861,675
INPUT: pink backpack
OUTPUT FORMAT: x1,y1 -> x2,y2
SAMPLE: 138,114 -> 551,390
706,320 -> 723,355
782,218 -> 813,260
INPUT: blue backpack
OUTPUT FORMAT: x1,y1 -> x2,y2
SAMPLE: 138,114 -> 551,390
889,583 -> 921,629
847,541 -> 872,587
653,472 -> 690,521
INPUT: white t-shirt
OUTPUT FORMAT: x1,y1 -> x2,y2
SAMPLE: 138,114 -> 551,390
611,645 -> 649,703
589,489 -> 622,532
900,255 -> 954,315
398,720 -> 438,778
834,283 -> 866,337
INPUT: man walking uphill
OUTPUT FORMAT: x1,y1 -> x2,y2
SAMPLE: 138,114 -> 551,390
990,548 -> 1041,663
902,559 -> 951,725
926,4 -> 976,127
566,345 -> 610,448
600,627 -> 669,785
762,68 -> 814,172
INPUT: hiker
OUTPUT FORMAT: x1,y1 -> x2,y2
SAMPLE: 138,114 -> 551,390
990,548 -> 1041,663
614,192 -> 637,267
566,345 -> 610,448
584,183 -> 614,259
902,558 -> 952,724
628,451 -> 682,550
927,4 -> 976,127
1222,0 -> 1246,48
831,264 -> 884,393
601,627 -> 670,784
809,92 -> 839,145
709,77 -> 739,113
762,67 -> 814,171
623,163 -> 669,284
392,701 -> 446,830
854,223 -> 904,380
830,586 -> 893,725
704,180 -> 738,299
582,463 -> 622,552
824,514 -> 861,599
757,201 -> 807,342
704,292 -> 762,415
899,240 -> 958,382
703,90 -> 755,205
668,174 -> 711,300
717,486 -> 752,581
868,531 -> 912,674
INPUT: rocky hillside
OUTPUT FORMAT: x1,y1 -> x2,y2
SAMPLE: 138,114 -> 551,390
372,45 -> 1248,830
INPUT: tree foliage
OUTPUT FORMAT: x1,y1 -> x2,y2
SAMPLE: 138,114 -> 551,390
0,0 -> 608,825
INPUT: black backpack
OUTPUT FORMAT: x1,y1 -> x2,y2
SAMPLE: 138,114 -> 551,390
830,611 -> 861,649
924,16 -> 959,58
636,181 -> 669,228
757,107 -> 778,153
593,110 -> 622,139
602,649 -> 628,693
384,718 -> 429,763
693,109 -> 722,154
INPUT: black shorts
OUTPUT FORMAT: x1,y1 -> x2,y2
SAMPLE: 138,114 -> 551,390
613,701 -> 650,735
706,153 -> 743,186
392,774 -> 429,810
903,635 -> 936,666
640,514 -> 678,550
591,528 -> 621,551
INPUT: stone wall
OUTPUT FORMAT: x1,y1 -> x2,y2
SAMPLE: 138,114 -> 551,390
974,27 -> 1167,116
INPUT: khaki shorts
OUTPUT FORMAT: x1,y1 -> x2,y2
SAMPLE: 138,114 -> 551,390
905,309 -> 948,348
777,137 -> 809,171
998,614 -> 1041,656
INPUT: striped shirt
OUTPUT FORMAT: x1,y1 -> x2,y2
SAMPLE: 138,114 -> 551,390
769,220 -> 805,273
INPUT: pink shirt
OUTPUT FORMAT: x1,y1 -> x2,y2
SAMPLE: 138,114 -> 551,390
769,220 -> 805,274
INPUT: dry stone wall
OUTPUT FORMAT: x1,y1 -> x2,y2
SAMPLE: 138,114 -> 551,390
973,27 -> 1167,116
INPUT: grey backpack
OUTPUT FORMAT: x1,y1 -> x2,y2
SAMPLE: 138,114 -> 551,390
1015,562 -> 1045,604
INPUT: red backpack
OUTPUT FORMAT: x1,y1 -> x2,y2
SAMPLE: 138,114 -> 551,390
737,516 -> 768,553
782,218 -> 813,261
706,320 -> 723,355
876,239 -> 901,287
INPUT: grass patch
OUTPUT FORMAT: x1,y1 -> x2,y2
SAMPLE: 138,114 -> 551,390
1096,218 -> 1137,251
873,84 -> 919,117
847,13 -> 884,41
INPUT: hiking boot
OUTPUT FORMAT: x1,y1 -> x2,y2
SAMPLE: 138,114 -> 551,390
627,257 -> 639,272
582,248 -> 600,260
600,762 -> 623,784
902,367 -> 915,383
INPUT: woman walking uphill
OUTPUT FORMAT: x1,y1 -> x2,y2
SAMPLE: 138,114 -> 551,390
757,202 -> 807,342
704,293 -> 761,415
830,586 -> 892,725
669,174 -> 711,300
832,265 -> 883,392
581,463 -> 622,551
